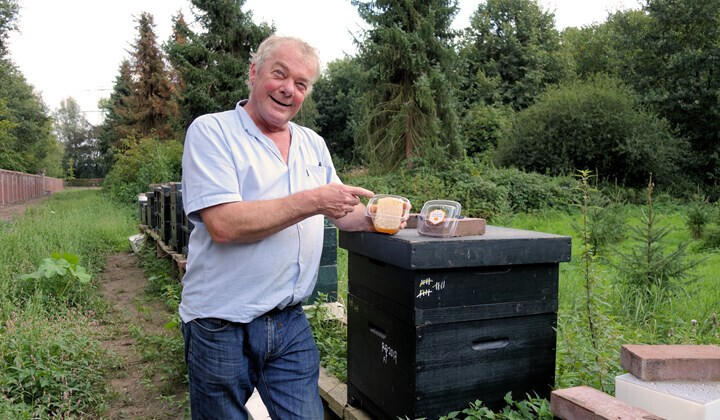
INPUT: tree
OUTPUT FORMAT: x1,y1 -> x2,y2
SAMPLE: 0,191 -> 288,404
123,12 -> 178,140
313,57 -> 365,163
165,0 -> 273,130
0,58 -> 62,175
459,0 -> 570,110
352,0 -> 464,173
0,0 -> 19,56
97,60 -> 133,173
54,97 -> 101,178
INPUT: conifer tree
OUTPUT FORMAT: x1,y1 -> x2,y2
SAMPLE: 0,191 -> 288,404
98,60 -> 134,164
352,0 -> 463,173
125,12 -> 177,140
165,0 -> 273,129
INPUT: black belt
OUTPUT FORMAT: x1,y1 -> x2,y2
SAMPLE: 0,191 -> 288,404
266,302 -> 300,316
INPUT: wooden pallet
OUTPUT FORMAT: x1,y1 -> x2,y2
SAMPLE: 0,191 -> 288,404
140,224 -> 186,280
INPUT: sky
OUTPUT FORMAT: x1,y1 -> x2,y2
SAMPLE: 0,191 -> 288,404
7,0 -> 641,126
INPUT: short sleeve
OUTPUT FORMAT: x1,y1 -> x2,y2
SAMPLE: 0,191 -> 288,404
181,115 -> 243,222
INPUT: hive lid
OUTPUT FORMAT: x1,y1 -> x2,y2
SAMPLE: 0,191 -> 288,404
340,226 -> 572,269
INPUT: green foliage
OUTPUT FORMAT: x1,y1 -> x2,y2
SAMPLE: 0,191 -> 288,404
462,104 -> 513,156
97,60 -> 134,172
54,97 -> 103,178
103,138 -> 183,204
459,0 -> 571,110
0,0 -> 19,56
313,57 -> 365,164
626,0 -> 720,187
352,0 -> 463,172
0,305 -> 115,418
345,158 -> 575,219
165,1 -> 273,130
18,252 -> 93,308
615,176 -> 700,304
686,192 -> 710,240
307,294 -> 347,382
496,75 -> 685,188
0,58 -> 63,176
437,393 -> 552,419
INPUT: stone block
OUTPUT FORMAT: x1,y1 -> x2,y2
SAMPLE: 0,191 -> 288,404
621,345 -> 720,381
550,386 -> 662,419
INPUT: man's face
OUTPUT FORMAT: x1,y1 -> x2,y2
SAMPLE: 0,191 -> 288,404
248,44 -> 314,131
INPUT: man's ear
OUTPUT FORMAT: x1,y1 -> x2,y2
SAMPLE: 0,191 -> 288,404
249,63 -> 257,85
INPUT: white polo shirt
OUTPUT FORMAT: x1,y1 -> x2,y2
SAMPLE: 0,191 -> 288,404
180,100 -> 341,323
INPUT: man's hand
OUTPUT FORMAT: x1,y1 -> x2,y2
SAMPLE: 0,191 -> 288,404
312,184 -> 374,219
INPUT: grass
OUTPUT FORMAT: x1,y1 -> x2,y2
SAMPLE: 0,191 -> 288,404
0,189 -> 136,417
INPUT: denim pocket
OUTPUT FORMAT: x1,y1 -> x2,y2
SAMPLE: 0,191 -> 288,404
192,317 -> 232,333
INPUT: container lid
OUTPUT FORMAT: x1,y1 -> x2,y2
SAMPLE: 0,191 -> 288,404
365,194 -> 411,234
418,200 -> 462,237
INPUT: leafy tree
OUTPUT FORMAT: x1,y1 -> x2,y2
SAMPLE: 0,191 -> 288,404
165,0 -> 273,130
0,58 -> 62,175
636,0 -> 720,189
123,12 -> 178,140
495,75 -> 685,188
459,0 -> 570,111
313,57 -> 364,163
352,0 -> 463,173
0,0 -> 19,56
54,97 -> 101,178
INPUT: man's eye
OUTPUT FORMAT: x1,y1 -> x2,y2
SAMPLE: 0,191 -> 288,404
273,70 -> 284,77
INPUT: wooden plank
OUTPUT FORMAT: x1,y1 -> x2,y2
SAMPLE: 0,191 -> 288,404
318,367 -> 375,420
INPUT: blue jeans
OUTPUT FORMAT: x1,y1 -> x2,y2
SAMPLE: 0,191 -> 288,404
181,304 -> 323,420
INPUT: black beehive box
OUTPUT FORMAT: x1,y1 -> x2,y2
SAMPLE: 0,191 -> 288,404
340,226 -> 571,420
157,185 -> 172,244
305,218 -> 338,304
147,191 -> 157,229
169,184 -> 183,252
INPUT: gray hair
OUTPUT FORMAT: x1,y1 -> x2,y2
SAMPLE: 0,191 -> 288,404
247,35 -> 321,93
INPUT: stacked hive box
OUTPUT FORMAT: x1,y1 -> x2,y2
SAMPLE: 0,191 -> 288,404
304,218 -> 338,304
168,183 -> 183,251
157,185 -> 173,244
340,226 -> 571,419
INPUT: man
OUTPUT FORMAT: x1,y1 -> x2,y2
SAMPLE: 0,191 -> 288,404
180,35 -> 386,419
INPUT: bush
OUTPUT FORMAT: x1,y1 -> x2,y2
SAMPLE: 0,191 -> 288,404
495,75 -> 686,188
103,138 -> 183,204
18,252 -> 93,308
343,158 -> 576,219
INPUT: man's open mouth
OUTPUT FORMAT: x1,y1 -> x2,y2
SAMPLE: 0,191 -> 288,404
269,96 -> 291,107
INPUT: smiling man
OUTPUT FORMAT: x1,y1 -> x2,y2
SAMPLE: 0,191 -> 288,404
180,36 -> 382,420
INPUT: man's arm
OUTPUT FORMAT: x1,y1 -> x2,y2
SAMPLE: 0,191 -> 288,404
200,184 -> 374,243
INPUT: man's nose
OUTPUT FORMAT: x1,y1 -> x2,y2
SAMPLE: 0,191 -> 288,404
279,79 -> 294,96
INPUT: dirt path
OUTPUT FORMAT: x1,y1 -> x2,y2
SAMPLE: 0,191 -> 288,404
98,252 -> 188,419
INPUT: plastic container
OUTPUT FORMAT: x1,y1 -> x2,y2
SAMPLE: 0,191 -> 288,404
417,200 -> 462,237
366,194 -> 411,235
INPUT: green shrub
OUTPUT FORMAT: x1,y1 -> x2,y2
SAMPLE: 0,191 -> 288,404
103,138 -> 183,204
495,75 -> 686,188
343,159 -> 575,219
18,252 -> 93,308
